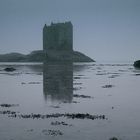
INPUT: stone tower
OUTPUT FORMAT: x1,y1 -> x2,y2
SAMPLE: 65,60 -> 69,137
43,21 -> 73,61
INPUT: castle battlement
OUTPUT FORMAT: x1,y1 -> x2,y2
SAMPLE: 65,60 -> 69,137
44,21 -> 72,27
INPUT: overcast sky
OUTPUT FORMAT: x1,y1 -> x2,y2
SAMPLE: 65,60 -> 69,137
0,0 -> 140,61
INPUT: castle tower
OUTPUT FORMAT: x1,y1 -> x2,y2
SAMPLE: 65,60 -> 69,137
43,21 -> 73,61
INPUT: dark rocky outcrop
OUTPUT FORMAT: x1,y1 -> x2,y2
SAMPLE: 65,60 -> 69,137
51,121 -> 72,126
0,104 -> 19,107
3,112 -> 106,120
134,60 -> 140,68
109,137 -> 118,140
73,94 -> 93,98
102,85 -> 114,88
0,50 -> 95,62
42,129 -> 63,136
4,67 -> 16,72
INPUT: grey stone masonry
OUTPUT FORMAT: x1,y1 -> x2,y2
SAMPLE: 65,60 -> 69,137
43,22 -> 73,61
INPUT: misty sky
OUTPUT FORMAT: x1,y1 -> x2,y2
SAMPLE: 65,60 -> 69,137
0,0 -> 140,61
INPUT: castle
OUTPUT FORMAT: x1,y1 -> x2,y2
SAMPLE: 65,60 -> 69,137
43,21 -> 73,61
0,21 -> 94,62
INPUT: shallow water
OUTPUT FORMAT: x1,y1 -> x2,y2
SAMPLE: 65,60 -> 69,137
0,62 -> 140,140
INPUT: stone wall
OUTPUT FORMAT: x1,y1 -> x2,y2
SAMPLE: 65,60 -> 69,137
43,22 -> 73,61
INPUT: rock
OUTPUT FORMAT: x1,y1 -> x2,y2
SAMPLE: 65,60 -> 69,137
0,104 -> 19,107
50,105 -> 60,108
4,67 -> 16,72
51,121 -> 71,126
73,94 -> 92,98
134,60 -> 140,68
42,129 -> 63,136
28,82 -> 41,84
27,129 -> 34,132
7,112 -> 106,120
134,74 -> 140,76
0,110 -> 16,115
109,137 -> 118,140
102,85 -> 114,88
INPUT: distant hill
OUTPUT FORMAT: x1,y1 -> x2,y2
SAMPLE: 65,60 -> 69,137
0,53 -> 26,62
72,51 -> 94,62
0,50 -> 95,62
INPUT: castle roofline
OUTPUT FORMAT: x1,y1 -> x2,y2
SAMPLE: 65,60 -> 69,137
43,24 -> 47,29
44,21 -> 72,28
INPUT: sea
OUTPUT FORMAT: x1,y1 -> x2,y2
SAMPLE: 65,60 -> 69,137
0,61 -> 140,140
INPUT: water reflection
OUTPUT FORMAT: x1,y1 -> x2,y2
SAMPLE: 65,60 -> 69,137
43,62 -> 73,102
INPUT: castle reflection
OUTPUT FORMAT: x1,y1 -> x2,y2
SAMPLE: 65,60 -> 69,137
43,62 -> 73,103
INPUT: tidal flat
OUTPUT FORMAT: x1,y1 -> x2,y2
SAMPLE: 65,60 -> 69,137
0,62 -> 140,140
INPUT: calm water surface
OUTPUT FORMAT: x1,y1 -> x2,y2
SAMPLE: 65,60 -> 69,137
0,62 -> 140,140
